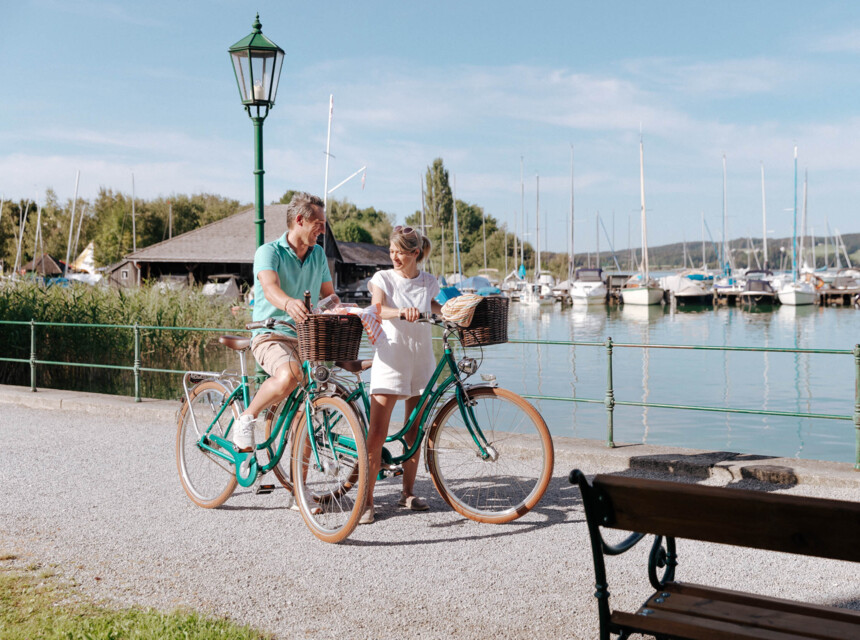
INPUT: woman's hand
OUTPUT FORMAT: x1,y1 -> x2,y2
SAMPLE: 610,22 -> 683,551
399,307 -> 420,322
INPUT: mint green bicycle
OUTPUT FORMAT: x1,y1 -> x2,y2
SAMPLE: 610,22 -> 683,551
269,314 -> 555,524
175,318 -> 369,543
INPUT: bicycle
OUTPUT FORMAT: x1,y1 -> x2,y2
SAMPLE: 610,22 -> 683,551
175,318 -> 369,543
269,313 -> 555,524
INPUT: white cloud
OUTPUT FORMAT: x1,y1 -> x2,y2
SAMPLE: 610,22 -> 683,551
811,29 -> 860,53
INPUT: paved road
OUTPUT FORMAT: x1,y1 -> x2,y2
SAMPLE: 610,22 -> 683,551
1,393 -> 858,639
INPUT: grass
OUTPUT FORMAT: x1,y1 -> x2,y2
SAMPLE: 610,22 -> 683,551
0,556 -> 272,640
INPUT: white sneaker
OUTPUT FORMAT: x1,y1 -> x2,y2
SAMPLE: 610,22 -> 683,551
232,414 -> 257,451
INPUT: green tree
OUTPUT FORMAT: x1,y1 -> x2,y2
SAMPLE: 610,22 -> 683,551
332,219 -> 373,243
424,158 -> 453,229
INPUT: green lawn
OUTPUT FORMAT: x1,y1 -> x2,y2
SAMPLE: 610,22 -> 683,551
0,554 -> 272,640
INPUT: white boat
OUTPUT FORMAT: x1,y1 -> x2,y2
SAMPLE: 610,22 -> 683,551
621,134 -> 664,306
520,282 -> 554,306
778,147 -> 816,307
570,268 -> 607,304
776,280 -> 816,306
660,269 -> 713,305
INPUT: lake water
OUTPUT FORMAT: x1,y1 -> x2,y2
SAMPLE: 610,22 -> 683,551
399,302 -> 858,465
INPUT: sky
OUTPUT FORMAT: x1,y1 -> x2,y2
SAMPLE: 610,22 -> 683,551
3,1 -> 860,255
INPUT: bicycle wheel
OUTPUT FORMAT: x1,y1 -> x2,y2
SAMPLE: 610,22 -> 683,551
264,398 -> 294,492
291,396 -> 368,543
426,386 -> 554,524
176,380 -> 238,508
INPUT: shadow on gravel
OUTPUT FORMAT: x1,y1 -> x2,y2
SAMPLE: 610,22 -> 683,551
346,476 -> 582,547
831,598 -> 860,612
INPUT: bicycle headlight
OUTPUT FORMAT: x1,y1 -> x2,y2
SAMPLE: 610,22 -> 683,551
312,365 -> 331,383
458,357 -> 478,375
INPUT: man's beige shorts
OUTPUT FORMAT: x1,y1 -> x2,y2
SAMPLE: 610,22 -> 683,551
251,333 -> 300,377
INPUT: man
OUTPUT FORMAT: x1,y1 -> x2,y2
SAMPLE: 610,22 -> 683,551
232,192 -> 337,450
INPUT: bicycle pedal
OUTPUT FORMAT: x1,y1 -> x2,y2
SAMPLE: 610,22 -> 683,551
380,464 -> 404,478
253,484 -> 275,495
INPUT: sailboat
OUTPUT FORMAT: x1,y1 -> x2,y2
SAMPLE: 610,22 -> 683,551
520,174 -> 554,306
621,134 -> 664,306
777,147 -> 816,306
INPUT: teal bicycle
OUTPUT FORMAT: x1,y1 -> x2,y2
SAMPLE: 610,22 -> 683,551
268,313 -> 555,524
175,318 -> 369,543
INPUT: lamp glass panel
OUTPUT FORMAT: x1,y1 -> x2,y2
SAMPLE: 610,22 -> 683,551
250,51 -> 277,103
269,50 -> 284,105
231,51 -> 251,102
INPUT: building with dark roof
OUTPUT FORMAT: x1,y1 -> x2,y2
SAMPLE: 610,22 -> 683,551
108,205 -> 391,293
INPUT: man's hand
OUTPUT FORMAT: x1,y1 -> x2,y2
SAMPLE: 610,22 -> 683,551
284,298 -> 309,323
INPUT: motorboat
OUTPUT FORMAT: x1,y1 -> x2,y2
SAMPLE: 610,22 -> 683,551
570,268 -> 607,305
659,269 -> 713,305
519,282 -> 554,306
738,270 -> 777,306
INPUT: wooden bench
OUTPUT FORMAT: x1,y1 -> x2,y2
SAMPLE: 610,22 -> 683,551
569,470 -> 860,640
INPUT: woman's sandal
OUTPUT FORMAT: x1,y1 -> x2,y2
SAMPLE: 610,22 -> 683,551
397,493 -> 429,511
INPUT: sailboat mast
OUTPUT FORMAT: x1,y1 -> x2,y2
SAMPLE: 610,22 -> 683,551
535,174 -> 541,278
131,173 -> 137,253
800,170 -> 808,271
761,162 -> 768,270
701,211 -> 706,269
721,154 -> 727,274
596,212 -> 600,269
520,156 -> 525,267
322,94 -> 333,250
482,208 -> 487,270
64,170 -> 80,276
639,135 -> 649,279
792,145 -> 798,281
569,144 -> 574,281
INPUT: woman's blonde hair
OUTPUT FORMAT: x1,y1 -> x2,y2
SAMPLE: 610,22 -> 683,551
391,226 -> 431,262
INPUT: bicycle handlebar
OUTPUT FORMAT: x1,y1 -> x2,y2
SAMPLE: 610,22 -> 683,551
245,318 -> 296,331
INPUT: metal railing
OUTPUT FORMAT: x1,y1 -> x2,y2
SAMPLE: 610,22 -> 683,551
1,319 -> 858,469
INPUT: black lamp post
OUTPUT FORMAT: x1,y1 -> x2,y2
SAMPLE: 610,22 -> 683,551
229,14 -> 285,248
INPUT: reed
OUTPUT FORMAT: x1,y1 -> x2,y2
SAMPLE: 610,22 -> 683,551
0,280 -> 246,398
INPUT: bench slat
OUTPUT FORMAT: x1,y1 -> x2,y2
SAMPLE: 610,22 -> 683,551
668,583 -> 860,626
594,474 -> 860,562
612,609 -> 817,640
643,583 -> 860,640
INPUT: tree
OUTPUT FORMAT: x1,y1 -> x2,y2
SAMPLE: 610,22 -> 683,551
333,220 -> 373,243
424,158 -> 453,229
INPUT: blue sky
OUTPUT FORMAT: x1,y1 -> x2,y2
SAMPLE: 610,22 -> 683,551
3,1 -> 860,254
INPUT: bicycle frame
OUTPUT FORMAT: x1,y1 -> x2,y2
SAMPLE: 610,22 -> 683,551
335,327 -> 495,467
187,359 -> 317,488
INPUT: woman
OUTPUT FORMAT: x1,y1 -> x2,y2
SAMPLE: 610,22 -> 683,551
362,226 -> 442,524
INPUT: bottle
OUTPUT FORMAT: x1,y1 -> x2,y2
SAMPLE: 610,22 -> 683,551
303,290 -> 312,313
314,294 -> 339,313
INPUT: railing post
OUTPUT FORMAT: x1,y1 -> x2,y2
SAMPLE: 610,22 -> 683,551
605,336 -> 615,448
133,322 -> 141,403
29,319 -> 36,392
854,344 -> 859,471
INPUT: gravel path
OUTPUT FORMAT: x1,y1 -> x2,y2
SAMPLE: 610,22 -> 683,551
1,403 -> 858,639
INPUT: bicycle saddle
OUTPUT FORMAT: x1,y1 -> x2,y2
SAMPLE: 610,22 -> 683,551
335,359 -> 373,373
219,335 -> 251,351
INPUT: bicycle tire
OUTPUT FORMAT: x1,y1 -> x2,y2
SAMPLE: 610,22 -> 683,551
176,380 -> 238,508
426,386 -> 554,523
291,396 -> 368,543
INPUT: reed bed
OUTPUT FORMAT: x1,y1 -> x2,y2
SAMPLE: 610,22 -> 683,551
0,280 -> 246,398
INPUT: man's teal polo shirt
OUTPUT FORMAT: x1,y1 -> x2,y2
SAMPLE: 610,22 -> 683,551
252,234 -> 332,338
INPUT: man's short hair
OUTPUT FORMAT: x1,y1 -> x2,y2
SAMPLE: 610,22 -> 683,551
285,192 -> 324,229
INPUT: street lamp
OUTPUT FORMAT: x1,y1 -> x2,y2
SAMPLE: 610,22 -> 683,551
229,14 -> 285,248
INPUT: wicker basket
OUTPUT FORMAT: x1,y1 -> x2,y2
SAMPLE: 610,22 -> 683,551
296,314 -> 362,361
458,296 -> 509,347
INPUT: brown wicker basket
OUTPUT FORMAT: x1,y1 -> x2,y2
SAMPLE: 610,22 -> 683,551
458,296 -> 509,347
296,314 -> 363,361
